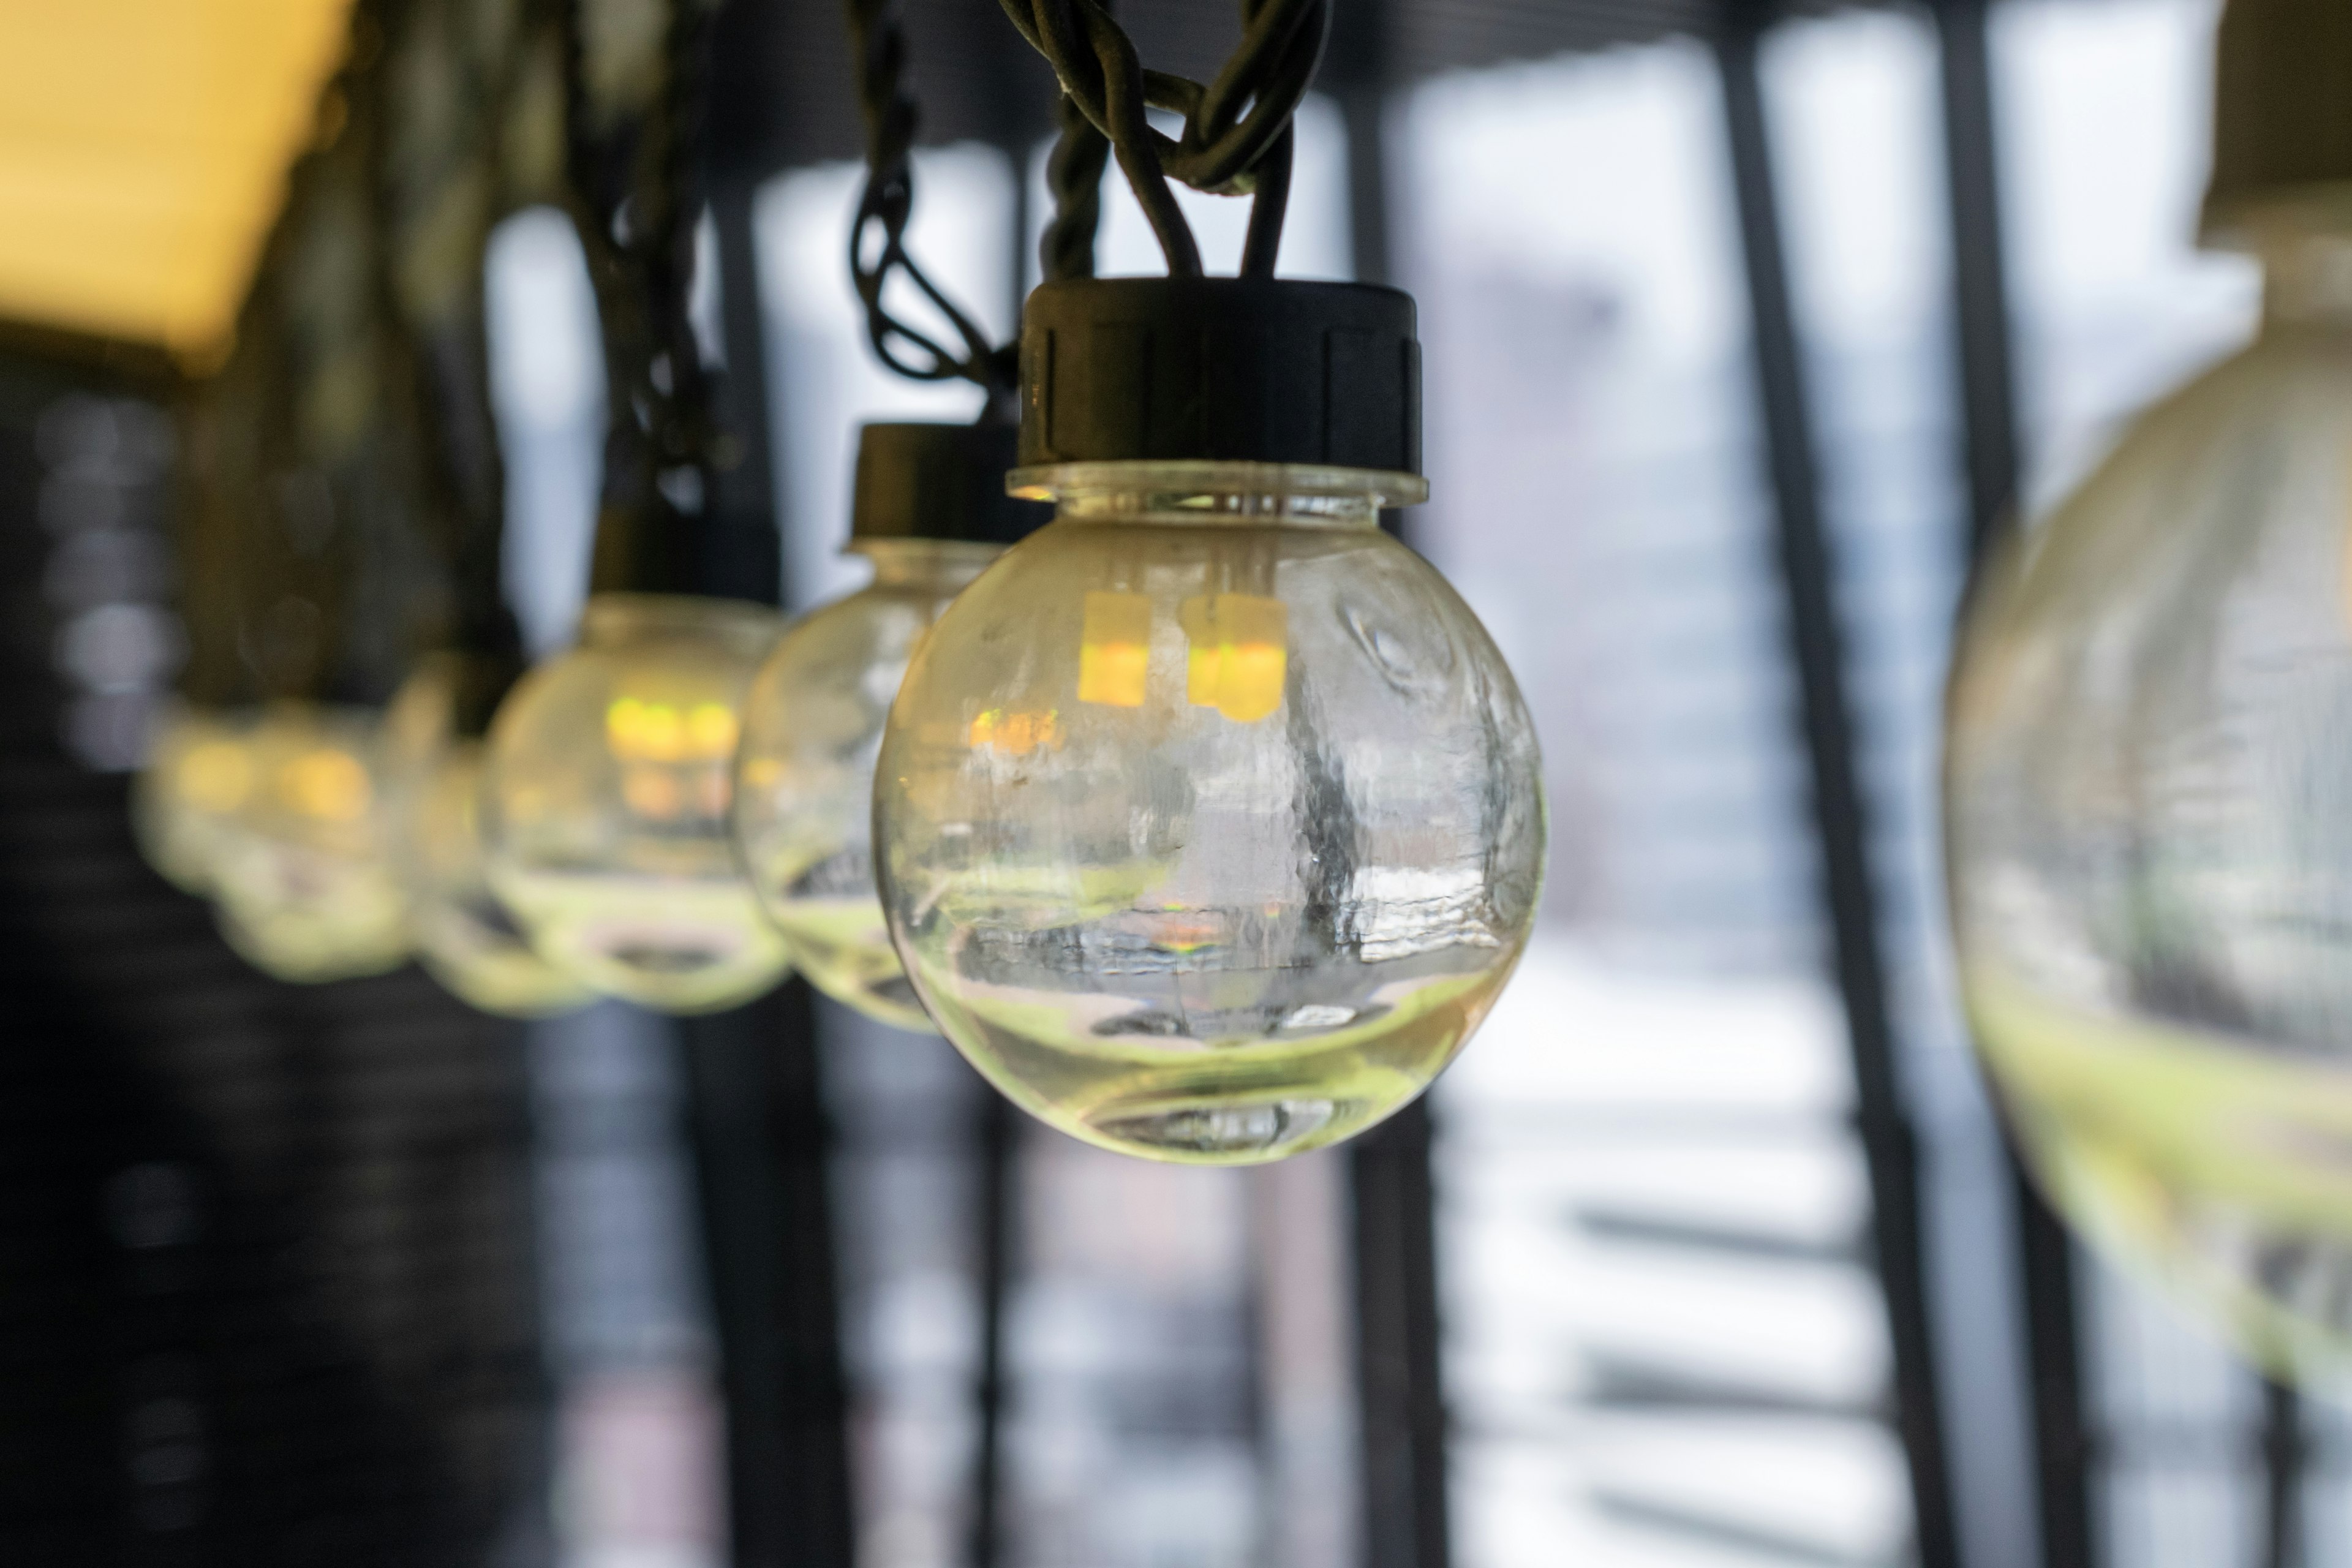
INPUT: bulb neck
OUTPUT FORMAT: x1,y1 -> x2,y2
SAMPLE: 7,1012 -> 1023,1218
848,538 -> 1000,590
2260,227 -> 2352,328
1009,459 -> 1427,530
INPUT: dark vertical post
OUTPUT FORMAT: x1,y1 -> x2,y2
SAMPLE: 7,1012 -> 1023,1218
703,179 -> 785,603
2011,1179 -> 2093,1568
968,1091 -> 1016,1568
676,179 -> 856,1568
1711,12 -> 1962,1568
1349,1109 -> 1449,1568
1332,10 -> 1451,1568
1935,0 -> 2024,567
1932,4 -> 2097,1562
2261,1378 -> 2303,1568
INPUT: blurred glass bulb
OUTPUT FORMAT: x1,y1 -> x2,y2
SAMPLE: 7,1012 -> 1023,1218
485,592 -> 790,1014
207,701 -> 410,982
735,538 -> 997,1031
1947,230 -> 2352,1379
379,658 -> 595,1019
874,461 -> 1547,1164
134,703 -> 258,892
407,741 -> 597,1017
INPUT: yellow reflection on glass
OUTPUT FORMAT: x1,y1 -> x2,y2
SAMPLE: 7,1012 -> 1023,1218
968,707 -> 1062,756
687,702 -> 737,758
1077,590 -> 1150,707
281,747 -> 371,821
1179,592 -> 1287,722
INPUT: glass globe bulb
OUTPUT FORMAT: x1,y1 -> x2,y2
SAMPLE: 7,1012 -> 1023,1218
873,461 -> 1547,1164
206,701 -> 410,982
1947,238 -> 2352,1379
405,740 -> 598,1018
133,703 -> 259,893
735,539 -> 996,1032
484,592 -> 790,1015
377,657 -> 597,1019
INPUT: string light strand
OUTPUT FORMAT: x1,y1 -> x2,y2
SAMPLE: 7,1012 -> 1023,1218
993,0 -> 1327,277
843,0 -> 1015,401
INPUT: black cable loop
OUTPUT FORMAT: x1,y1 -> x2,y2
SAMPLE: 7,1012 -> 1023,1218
996,0 -> 1328,277
843,0 -> 1019,405
560,0 -> 717,494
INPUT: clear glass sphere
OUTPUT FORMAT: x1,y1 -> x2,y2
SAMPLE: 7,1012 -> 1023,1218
1947,243 -> 2352,1380
873,461 -> 1547,1164
484,592 -> 790,1015
133,703 -> 258,893
206,702 -> 411,982
379,657 -> 592,1017
734,539 -> 996,1033
405,741 -> 597,1018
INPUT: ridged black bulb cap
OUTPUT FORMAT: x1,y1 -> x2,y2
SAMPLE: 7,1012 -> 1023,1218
2203,0 -> 2352,241
851,421 -> 1050,547
1017,277 -> 1422,474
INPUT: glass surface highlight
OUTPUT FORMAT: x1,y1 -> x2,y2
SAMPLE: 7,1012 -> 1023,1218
1947,236 -> 2352,1382
734,540 -> 994,1032
206,701 -> 410,982
874,462 -> 1547,1164
485,592 -> 790,1014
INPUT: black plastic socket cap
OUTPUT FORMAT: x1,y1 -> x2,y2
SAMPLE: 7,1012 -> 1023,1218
1017,276 -> 1421,474
851,421 -> 1051,546
2203,0 -> 2352,241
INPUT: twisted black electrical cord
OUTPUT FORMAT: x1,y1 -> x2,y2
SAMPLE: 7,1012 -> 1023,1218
560,0 -> 725,591
565,0 -> 717,472
382,0 -> 540,730
843,0 -> 1014,401
1039,86 -> 1110,285
995,0 -> 1327,277
841,0 -> 1107,409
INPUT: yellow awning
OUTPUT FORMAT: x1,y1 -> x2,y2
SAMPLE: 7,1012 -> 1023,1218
0,0 -> 353,363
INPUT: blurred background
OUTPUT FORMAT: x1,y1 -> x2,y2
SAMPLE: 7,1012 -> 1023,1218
0,0 -> 2320,1566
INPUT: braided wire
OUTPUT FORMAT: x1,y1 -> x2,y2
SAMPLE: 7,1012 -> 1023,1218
995,0 -> 1328,277
560,0 -> 717,511
844,0 -> 1014,400
1039,87 -> 1110,285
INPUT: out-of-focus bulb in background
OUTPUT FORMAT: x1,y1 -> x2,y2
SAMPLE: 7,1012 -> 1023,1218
380,656 -> 594,1018
407,741 -> 596,1017
875,459 -> 1547,1164
485,592 -> 790,1014
134,703 -> 258,893
206,701 -> 410,982
1946,227 -> 2352,1381
736,538 -> 996,1031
